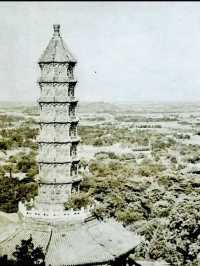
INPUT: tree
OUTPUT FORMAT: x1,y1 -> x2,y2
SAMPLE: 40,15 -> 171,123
13,235 -> 45,266
0,235 -> 45,265
65,192 -> 91,210
163,196 -> 200,266
0,255 -> 15,266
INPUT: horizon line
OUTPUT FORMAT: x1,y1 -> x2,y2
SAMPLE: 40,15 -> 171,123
0,100 -> 200,105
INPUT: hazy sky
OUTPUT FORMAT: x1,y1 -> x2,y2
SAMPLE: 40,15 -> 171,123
1,2 -> 200,102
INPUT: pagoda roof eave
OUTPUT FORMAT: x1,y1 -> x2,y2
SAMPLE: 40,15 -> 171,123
38,101 -> 78,104
38,178 -> 83,185
38,120 -> 79,124
38,26 -> 77,64
38,60 -> 77,64
37,139 -> 80,144
38,80 -> 77,84
38,160 -> 80,164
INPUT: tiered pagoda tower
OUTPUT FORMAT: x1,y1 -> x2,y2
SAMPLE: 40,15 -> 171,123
0,25 -> 141,266
16,24 -> 87,222
35,24 -> 81,215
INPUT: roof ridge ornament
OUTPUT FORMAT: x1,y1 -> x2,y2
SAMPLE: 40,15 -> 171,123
53,24 -> 60,36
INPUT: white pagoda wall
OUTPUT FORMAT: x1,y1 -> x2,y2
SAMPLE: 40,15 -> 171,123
40,83 -> 75,99
33,54 -> 80,214
37,183 -> 72,203
38,143 -> 78,162
39,63 -> 73,82
39,124 -> 69,142
38,124 -> 77,142
40,103 -> 77,122
39,162 -> 78,183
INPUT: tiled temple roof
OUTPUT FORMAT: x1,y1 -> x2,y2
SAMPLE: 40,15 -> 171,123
0,218 -> 140,266
39,25 -> 76,63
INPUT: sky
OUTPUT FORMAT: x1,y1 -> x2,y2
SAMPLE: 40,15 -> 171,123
1,1 -> 200,102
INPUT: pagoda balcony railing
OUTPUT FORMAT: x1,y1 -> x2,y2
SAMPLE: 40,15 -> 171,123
38,96 -> 78,103
18,201 -> 91,222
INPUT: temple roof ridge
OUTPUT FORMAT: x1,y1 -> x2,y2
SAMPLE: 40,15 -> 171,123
38,24 -> 76,63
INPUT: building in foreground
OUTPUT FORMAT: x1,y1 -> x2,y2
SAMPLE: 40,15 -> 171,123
0,25 -> 140,265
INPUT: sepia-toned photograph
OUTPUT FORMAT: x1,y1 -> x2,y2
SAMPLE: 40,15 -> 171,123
0,2 -> 199,266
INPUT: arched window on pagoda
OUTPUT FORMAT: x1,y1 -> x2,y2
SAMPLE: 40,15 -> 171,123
69,123 -> 77,138
70,144 -> 77,158
70,162 -> 78,177
69,103 -> 76,117
67,63 -> 74,79
71,181 -> 80,194
68,83 -> 74,97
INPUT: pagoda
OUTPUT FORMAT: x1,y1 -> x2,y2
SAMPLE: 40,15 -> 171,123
32,23 -> 82,219
0,25 -> 141,265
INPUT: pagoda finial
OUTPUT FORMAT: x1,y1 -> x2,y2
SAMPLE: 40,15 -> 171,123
53,24 -> 60,36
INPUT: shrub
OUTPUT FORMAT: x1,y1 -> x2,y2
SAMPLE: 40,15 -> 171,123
64,192 -> 91,210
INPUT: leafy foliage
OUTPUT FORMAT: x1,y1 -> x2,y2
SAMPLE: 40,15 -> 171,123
64,192 -> 92,210
0,127 -> 38,150
13,236 -> 45,266
0,236 -> 45,266
0,174 -> 37,212
68,153 -> 200,265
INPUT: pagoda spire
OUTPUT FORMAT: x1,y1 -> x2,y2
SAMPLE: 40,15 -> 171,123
39,24 -> 76,64
53,24 -> 60,36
